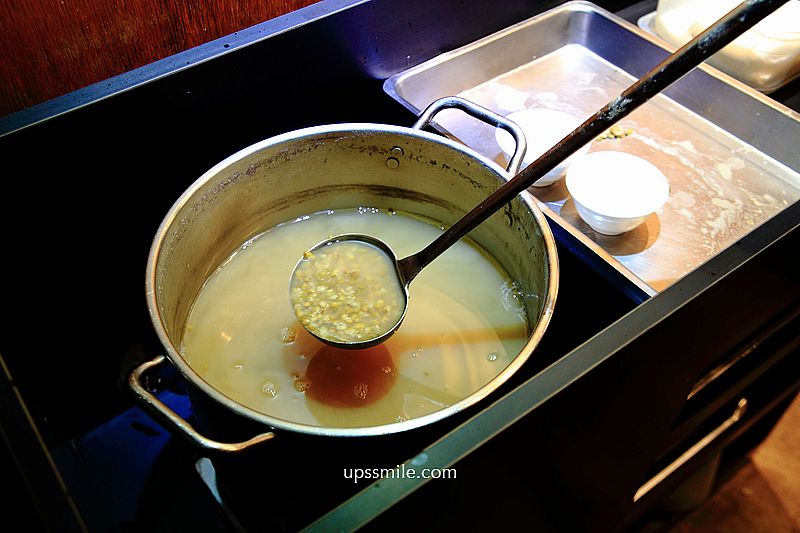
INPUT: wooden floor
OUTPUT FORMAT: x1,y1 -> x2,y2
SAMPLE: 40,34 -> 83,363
640,393 -> 800,533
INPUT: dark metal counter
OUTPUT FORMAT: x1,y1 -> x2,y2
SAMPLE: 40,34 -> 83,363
1,0 -> 798,531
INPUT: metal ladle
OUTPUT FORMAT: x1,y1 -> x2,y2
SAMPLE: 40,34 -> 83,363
291,0 -> 789,349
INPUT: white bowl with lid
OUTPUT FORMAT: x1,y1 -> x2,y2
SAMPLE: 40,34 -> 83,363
652,0 -> 800,92
495,108 -> 592,187
565,151 -> 669,236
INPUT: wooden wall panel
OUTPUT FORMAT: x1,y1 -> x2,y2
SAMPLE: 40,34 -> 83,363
0,0 -> 320,117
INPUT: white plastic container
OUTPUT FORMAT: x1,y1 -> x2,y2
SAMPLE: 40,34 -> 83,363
653,0 -> 800,93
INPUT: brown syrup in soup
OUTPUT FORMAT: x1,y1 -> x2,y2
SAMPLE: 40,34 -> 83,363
305,344 -> 397,407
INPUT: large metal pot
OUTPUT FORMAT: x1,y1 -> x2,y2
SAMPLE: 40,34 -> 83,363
130,97 -> 558,450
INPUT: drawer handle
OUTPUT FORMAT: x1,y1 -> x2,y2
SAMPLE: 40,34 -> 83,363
633,398 -> 747,502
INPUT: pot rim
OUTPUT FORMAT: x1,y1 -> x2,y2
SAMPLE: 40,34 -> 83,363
145,122 -> 559,437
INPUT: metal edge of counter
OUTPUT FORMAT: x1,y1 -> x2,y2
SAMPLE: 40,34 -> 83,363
0,353 -> 86,531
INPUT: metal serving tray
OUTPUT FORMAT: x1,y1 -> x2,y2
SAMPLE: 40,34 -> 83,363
384,1 -> 800,298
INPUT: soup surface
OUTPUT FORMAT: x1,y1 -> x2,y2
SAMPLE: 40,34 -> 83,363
182,208 -> 529,428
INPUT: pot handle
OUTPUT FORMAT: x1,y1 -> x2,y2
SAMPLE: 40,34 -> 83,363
412,96 -> 528,175
128,355 -> 274,452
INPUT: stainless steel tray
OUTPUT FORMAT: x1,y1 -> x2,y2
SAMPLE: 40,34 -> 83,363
384,1 -> 800,299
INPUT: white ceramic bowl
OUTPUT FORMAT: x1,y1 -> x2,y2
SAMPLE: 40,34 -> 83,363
495,108 -> 591,187
565,151 -> 669,236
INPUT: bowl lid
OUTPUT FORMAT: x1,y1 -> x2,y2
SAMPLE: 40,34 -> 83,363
495,108 -> 590,166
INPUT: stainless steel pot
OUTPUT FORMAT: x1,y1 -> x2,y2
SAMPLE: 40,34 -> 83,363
130,97 -> 558,451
